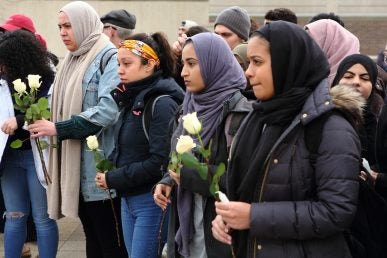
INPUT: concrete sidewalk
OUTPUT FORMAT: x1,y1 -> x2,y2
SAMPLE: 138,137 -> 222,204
0,217 -> 86,258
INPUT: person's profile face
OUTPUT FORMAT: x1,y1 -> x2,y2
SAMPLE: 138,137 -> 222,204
58,12 -> 77,52
181,43 -> 206,93
245,36 -> 274,101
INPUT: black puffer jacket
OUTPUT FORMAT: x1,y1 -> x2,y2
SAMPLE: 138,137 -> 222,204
229,81 -> 364,258
106,72 -> 184,196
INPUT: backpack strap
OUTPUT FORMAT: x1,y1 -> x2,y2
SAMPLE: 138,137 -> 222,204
99,48 -> 117,74
142,95 -> 171,141
224,112 -> 247,149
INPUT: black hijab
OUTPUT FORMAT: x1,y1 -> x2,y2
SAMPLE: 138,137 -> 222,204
331,54 -> 379,167
227,21 -> 330,257
332,54 -> 378,91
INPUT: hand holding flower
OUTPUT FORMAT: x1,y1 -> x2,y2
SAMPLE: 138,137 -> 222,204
168,112 -> 226,197
95,172 -> 108,189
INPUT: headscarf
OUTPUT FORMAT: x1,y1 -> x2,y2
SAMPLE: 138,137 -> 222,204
182,32 -> 246,146
305,19 -> 360,85
232,42 -> 248,71
48,1 -> 111,219
227,21 -> 329,257
332,54 -> 378,90
331,54 -> 379,167
175,32 -> 246,257
253,21 -> 329,125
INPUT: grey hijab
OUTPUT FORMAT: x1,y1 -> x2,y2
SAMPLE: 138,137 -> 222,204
182,32 -> 246,146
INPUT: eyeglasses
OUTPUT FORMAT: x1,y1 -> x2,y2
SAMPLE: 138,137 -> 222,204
103,25 -> 117,31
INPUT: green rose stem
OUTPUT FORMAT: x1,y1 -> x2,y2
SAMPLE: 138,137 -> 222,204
35,137 -> 51,184
92,149 -> 121,247
104,188 -> 121,247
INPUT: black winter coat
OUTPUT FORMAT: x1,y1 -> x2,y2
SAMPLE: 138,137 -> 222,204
106,73 -> 184,196
230,82 -> 363,258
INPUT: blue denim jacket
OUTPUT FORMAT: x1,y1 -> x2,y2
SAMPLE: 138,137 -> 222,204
79,44 -> 120,201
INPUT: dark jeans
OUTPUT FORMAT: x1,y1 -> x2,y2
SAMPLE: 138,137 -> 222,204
79,196 -> 128,258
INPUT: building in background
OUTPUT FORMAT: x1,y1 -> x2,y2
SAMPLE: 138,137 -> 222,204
0,0 -> 386,58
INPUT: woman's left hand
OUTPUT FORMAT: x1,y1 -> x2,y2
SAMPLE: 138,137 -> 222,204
95,172 -> 108,189
215,201 -> 251,230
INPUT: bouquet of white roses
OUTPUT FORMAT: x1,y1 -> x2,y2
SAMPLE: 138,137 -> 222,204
168,112 -> 226,198
10,75 -> 51,185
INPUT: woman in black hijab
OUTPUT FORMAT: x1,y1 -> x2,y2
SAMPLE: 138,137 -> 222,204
332,54 -> 379,172
211,21 -> 363,258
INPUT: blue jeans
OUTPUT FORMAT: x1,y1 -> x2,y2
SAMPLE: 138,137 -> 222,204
121,192 -> 168,258
1,149 -> 58,258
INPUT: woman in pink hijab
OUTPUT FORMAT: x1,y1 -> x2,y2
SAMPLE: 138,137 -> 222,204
305,19 -> 360,85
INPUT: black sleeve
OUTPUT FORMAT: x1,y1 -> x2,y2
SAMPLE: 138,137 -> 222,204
55,115 -> 102,141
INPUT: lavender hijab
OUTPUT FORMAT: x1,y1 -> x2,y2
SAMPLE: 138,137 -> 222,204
175,33 -> 246,257
182,32 -> 246,146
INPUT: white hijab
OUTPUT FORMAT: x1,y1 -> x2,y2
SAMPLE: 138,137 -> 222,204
48,1 -> 110,219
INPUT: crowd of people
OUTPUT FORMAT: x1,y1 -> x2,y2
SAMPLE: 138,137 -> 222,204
0,1 -> 387,258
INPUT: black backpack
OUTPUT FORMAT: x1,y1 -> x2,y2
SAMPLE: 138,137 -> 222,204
305,111 -> 387,258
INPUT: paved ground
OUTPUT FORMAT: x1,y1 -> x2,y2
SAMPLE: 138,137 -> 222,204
0,217 -> 86,258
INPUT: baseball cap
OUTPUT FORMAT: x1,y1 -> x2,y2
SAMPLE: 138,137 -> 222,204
0,14 -> 36,33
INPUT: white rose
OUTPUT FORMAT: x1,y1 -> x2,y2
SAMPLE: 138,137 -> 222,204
12,79 -> 27,94
86,135 -> 99,150
176,135 -> 196,154
182,112 -> 202,135
27,74 -> 42,89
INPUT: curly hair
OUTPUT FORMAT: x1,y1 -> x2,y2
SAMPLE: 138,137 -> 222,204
0,30 -> 54,84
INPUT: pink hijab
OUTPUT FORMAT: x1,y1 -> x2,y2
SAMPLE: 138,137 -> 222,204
305,19 -> 360,85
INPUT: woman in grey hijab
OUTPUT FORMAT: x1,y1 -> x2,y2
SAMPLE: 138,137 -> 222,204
154,32 -> 251,258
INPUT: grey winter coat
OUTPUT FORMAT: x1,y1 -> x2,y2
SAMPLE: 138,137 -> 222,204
231,81 -> 364,258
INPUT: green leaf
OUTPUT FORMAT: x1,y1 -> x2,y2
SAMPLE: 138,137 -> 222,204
23,95 -> 32,107
210,181 -> 219,196
37,97 -> 49,110
96,159 -> 115,172
14,94 -> 23,106
168,151 -> 179,171
200,147 -> 211,159
30,103 -> 40,115
180,152 -> 200,168
209,162 -> 225,196
38,140 -> 49,150
10,139 -> 23,148
25,109 -> 32,121
41,110 -> 51,120
197,163 -> 208,180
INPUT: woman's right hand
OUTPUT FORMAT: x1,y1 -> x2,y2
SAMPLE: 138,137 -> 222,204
211,214 -> 232,245
154,184 -> 172,211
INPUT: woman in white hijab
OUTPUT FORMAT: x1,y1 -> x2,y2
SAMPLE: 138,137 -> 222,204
29,1 -> 127,257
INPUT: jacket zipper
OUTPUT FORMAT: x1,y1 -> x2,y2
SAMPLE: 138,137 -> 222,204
252,159 -> 272,258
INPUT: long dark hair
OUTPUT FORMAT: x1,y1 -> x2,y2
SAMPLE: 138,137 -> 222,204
127,32 -> 176,78
0,30 -> 54,85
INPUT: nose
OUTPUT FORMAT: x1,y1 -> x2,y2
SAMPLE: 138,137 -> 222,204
59,27 -> 66,36
245,63 -> 253,78
181,65 -> 188,78
352,75 -> 361,86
